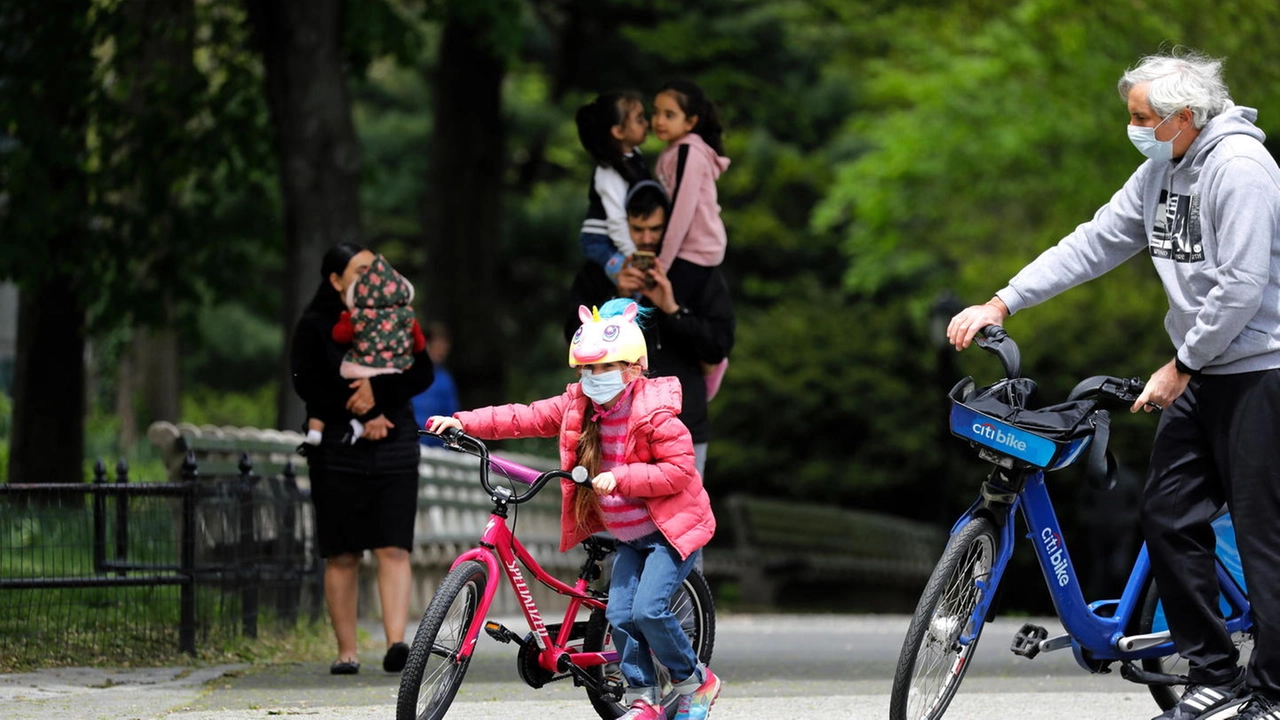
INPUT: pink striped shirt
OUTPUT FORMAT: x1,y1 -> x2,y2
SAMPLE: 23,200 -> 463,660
592,388 -> 659,541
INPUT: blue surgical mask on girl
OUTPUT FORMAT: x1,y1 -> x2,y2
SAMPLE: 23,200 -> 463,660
1127,109 -> 1185,162
580,368 -> 627,404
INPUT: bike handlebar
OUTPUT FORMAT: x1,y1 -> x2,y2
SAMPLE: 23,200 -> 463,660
972,325 -> 1145,409
1066,375 -> 1146,407
417,428 -> 589,504
974,325 -> 1021,379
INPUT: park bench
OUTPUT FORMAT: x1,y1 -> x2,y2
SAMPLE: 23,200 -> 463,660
146,422 -> 569,615
705,494 -> 947,610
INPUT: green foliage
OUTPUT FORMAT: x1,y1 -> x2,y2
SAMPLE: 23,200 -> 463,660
709,291 -> 940,505
815,0 -> 1280,438
185,301 -> 284,392
182,385 -> 278,429
0,391 -> 10,441
13,3 -> 1280,607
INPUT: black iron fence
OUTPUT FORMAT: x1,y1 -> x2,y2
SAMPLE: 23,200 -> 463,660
0,454 -> 322,665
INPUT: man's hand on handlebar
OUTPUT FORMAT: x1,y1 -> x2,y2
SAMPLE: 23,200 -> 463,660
1131,359 -> 1190,414
947,297 -> 1010,350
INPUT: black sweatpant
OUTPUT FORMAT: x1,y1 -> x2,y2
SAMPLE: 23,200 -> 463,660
1141,368 -> 1280,693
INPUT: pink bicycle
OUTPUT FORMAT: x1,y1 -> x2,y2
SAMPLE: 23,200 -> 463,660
396,428 -> 717,720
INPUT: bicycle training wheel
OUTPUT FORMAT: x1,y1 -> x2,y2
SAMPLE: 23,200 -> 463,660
1134,577 -> 1255,712
890,516 -> 998,720
582,568 -> 717,720
396,560 -> 487,720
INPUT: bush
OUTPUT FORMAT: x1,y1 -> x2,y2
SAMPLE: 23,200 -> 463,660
182,384 -> 278,429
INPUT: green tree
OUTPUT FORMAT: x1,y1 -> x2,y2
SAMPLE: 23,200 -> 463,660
245,0 -> 366,432
810,0 -> 1280,521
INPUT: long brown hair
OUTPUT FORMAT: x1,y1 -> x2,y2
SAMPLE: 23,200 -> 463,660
571,398 -> 603,530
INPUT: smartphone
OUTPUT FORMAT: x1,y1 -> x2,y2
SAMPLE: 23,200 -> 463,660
631,251 -> 656,272
631,251 -> 657,288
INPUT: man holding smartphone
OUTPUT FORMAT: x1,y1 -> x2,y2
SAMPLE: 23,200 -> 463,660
565,180 -> 736,477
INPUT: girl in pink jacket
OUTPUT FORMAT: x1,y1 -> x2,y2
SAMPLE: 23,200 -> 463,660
426,298 -> 721,720
651,79 -> 731,272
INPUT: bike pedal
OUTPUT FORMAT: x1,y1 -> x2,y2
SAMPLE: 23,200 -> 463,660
600,678 -> 624,702
1011,623 -> 1048,659
483,620 -> 524,645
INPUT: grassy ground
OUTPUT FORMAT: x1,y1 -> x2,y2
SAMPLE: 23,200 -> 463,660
0,614 -> 384,672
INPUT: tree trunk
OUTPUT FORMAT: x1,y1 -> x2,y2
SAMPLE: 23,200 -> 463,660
10,281 -> 87,484
422,12 -> 508,411
245,0 -> 364,432
137,326 -> 181,429
3,0 -> 92,485
116,0 -> 193,441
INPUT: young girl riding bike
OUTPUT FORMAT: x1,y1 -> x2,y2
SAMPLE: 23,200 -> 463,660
425,298 -> 722,720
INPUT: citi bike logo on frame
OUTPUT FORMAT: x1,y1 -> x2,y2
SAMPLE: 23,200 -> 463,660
1040,528 -> 1071,587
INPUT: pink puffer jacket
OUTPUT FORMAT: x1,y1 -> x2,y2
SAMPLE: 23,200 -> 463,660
454,376 -> 715,560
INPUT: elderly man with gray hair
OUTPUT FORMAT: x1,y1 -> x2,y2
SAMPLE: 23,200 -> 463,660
947,48 -> 1280,720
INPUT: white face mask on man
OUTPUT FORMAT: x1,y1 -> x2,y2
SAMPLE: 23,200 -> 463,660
1127,109 -> 1185,162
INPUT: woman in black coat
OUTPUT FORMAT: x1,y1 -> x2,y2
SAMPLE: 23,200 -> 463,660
290,243 -> 434,675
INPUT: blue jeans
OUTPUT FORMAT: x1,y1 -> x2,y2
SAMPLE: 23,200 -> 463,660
606,532 -> 700,691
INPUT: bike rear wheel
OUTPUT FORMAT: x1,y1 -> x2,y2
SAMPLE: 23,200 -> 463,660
1135,576 -> 1255,712
890,516 -> 999,720
582,568 -> 717,720
396,561 -> 488,720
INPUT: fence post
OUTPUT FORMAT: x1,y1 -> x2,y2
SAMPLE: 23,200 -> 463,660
179,452 -> 198,656
114,458 -> 129,577
238,453 -> 259,639
277,462 -> 300,626
92,460 -> 107,573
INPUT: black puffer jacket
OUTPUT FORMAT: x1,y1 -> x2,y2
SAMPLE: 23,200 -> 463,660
565,259 -> 735,444
290,290 -> 434,475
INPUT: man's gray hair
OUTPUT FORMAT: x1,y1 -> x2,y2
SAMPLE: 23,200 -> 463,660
1117,48 -> 1234,128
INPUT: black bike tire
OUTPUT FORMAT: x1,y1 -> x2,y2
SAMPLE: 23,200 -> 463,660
582,567 -> 717,720
890,516 -> 998,720
1135,577 -> 1181,711
395,561 -> 488,720
1134,576 -> 1255,712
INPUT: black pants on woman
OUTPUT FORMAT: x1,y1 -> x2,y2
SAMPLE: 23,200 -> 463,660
1141,368 -> 1280,694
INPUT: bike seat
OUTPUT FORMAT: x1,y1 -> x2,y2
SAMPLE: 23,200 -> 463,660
581,534 -> 618,553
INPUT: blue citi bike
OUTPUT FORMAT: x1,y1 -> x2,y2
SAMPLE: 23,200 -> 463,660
890,326 -> 1253,720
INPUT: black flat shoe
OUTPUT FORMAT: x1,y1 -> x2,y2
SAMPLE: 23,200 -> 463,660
330,659 -> 360,675
383,642 -> 409,672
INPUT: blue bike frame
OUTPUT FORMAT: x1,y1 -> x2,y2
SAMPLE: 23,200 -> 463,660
954,470 -> 1252,672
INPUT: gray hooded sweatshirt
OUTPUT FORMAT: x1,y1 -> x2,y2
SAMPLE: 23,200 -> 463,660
997,106 -> 1280,375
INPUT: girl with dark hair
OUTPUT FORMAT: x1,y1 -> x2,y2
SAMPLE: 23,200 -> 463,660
575,91 -> 651,282
651,79 -> 730,273
290,243 -> 434,676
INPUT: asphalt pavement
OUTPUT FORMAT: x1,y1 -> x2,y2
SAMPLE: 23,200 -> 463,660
0,614 -> 1177,720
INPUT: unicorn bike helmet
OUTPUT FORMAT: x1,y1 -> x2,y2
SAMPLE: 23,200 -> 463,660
568,299 -> 648,370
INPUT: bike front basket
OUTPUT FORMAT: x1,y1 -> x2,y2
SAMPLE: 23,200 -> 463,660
948,377 -> 1098,470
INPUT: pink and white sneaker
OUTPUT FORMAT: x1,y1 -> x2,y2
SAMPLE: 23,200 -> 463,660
675,667 -> 722,720
618,698 -> 664,720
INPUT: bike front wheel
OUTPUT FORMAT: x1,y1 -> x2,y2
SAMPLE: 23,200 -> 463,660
890,516 -> 999,720
582,567 -> 717,720
396,560 -> 488,720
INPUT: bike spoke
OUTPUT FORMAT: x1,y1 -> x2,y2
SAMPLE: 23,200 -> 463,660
903,526 -> 994,720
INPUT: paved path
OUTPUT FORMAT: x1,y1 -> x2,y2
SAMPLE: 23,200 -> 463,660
0,614 -> 1173,720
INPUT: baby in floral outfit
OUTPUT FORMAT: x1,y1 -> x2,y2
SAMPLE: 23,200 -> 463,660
302,254 -> 425,448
